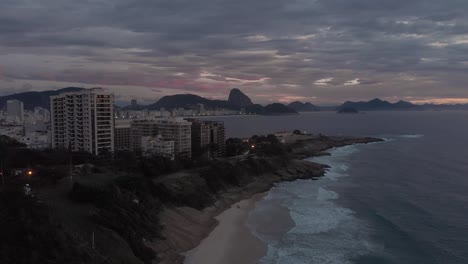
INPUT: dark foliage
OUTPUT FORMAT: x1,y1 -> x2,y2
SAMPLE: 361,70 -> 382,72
225,138 -> 250,157
69,176 -> 163,264
250,134 -> 289,157
0,185 -> 98,264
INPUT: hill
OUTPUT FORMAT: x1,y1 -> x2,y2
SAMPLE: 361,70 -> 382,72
245,103 -> 297,115
0,87 -> 84,110
146,94 -> 234,110
338,98 -> 418,111
288,101 -> 320,112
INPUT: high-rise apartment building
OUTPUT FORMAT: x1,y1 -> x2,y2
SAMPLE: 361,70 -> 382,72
7,100 -> 24,123
130,118 -> 192,158
50,88 -> 114,155
189,119 -> 226,158
114,120 -> 131,151
156,118 -> 192,158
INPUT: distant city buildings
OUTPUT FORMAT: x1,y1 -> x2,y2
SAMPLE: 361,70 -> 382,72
50,88 -> 114,155
7,100 -> 24,123
33,107 -> 50,122
114,104 -> 243,121
1,89 -> 230,160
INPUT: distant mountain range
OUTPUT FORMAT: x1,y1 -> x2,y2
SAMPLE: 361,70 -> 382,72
0,87 -> 297,115
3,87 -> 468,114
338,98 -> 417,111
337,98 -> 468,111
123,88 -> 298,115
0,87 -> 84,110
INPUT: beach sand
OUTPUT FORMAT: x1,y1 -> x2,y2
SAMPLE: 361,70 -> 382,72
184,193 -> 268,264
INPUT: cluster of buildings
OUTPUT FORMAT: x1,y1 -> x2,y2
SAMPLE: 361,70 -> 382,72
0,88 -> 226,160
115,104 -> 243,120
0,99 -> 51,149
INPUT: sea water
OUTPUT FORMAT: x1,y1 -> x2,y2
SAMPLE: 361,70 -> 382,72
209,111 -> 468,264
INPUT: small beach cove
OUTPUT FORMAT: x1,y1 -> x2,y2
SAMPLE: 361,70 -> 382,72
182,142 -> 384,264
144,136 -> 379,264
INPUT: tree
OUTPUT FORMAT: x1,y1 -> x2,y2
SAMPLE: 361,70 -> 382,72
225,138 -> 249,157
293,129 -> 302,135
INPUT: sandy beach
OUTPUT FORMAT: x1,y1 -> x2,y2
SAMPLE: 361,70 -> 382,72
184,193 -> 268,264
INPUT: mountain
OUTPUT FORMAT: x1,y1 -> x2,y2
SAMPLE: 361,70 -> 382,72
228,88 -> 253,109
264,103 -> 298,114
246,103 -> 298,115
288,101 -> 320,112
338,98 -> 418,111
146,94 -> 234,110
245,104 -> 265,114
0,87 -> 84,110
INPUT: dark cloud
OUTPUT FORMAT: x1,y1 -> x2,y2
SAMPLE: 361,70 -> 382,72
1,0 -> 468,104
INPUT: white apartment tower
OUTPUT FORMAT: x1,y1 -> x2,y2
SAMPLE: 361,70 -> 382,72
50,88 -> 114,155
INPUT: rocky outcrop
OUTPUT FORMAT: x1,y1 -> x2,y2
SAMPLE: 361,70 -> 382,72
228,88 -> 253,109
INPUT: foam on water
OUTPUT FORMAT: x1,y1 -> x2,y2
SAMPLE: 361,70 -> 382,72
248,145 -> 383,264
399,134 -> 424,138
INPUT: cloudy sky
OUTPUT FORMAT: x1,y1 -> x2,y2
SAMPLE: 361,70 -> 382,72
1,0 -> 468,105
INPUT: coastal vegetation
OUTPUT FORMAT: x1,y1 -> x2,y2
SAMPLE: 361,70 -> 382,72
0,133 -> 382,264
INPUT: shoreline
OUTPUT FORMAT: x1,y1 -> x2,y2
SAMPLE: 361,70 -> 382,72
152,136 -> 383,264
184,193 -> 268,264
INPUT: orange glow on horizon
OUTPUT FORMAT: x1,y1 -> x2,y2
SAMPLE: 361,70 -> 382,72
410,98 -> 468,105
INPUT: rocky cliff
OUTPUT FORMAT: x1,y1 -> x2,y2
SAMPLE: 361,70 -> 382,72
228,88 -> 253,109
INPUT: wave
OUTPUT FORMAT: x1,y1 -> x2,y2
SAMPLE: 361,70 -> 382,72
248,144 -> 384,264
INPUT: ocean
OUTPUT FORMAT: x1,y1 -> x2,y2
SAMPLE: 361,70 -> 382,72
208,111 -> 468,264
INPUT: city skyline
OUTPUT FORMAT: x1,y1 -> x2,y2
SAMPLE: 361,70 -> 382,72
2,0 -> 468,105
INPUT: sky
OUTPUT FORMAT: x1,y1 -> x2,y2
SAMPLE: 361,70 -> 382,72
1,0 -> 468,105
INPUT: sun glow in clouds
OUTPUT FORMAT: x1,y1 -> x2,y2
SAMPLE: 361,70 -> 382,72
314,78 -> 334,86
344,78 -> 360,86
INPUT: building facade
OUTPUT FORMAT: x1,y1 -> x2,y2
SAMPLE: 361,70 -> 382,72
156,118 -> 192,158
130,120 -> 159,150
141,135 -> 175,159
50,88 -> 114,155
114,120 -> 131,151
130,118 -> 192,158
190,119 -> 226,158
